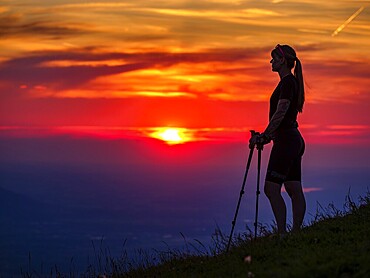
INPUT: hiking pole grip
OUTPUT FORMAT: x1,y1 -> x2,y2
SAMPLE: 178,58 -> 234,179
250,130 -> 257,137
249,130 -> 260,149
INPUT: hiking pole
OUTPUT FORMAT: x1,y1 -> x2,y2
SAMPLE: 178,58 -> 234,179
226,130 -> 258,252
254,141 -> 263,238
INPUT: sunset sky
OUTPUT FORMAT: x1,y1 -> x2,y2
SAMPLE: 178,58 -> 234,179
0,0 -> 369,146
1,1 -> 370,274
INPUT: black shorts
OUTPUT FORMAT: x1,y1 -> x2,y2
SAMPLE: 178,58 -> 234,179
266,128 -> 305,185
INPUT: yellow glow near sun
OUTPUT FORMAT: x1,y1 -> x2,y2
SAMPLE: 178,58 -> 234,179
150,127 -> 191,145
161,129 -> 182,142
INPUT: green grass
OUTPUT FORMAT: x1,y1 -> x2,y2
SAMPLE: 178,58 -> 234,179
120,192 -> 370,278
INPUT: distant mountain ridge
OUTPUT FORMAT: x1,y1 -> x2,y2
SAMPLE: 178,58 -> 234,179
0,187 -> 56,222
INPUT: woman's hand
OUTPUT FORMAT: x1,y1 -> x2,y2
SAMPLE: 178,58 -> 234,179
249,133 -> 271,149
249,133 -> 259,149
259,133 -> 271,145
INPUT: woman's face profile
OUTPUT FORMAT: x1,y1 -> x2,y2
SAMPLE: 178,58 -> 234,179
270,53 -> 283,72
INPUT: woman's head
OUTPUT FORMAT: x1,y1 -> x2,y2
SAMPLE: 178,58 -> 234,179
271,44 -> 305,113
271,44 -> 297,70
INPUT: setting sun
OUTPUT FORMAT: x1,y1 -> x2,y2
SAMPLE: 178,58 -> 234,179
161,128 -> 182,142
150,127 -> 192,145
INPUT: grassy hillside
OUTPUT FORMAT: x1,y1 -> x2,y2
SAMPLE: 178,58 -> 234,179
22,193 -> 370,277
122,194 -> 370,278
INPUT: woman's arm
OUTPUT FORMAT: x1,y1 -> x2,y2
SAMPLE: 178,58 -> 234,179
263,99 -> 290,139
249,99 -> 291,147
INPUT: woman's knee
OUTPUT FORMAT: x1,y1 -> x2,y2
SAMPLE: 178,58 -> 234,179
284,181 -> 304,199
264,181 -> 282,198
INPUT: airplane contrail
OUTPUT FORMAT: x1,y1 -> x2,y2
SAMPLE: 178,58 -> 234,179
332,6 -> 365,37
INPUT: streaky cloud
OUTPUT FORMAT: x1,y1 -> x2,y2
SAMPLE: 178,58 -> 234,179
0,47 -> 268,94
298,29 -> 329,35
0,13 -> 93,39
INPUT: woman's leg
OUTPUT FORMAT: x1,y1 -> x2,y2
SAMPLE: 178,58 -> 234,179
264,181 -> 286,234
284,181 -> 306,232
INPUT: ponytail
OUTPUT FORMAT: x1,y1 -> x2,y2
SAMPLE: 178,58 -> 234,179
294,57 -> 305,113
273,44 -> 305,112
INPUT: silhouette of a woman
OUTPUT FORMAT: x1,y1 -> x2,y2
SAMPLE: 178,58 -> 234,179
250,44 -> 306,234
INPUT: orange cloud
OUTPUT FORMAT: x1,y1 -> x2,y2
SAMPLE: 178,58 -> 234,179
2,45 -> 369,104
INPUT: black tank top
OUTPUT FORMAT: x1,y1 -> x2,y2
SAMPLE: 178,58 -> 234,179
269,74 -> 299,130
